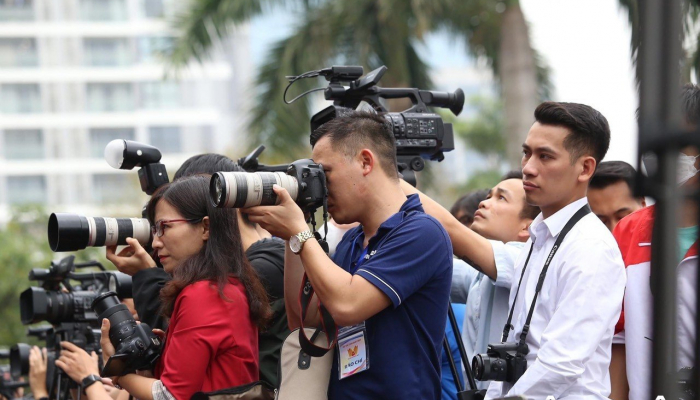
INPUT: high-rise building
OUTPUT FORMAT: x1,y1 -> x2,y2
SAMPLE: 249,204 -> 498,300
0,0 -> 252,223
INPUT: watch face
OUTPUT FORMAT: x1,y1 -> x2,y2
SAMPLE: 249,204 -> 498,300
290,235 -> 301,253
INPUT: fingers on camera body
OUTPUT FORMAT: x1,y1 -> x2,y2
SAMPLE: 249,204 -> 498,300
106,237 -> 155,275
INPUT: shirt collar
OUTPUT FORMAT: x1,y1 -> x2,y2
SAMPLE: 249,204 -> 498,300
529,197 -> 589,243
348,193 -> 423,247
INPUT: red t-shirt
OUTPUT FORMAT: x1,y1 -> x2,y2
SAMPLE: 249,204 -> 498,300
155,278 -> 258,399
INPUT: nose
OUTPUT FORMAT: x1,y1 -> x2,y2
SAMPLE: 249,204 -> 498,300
478,198 -> 489,209
522,156 -> 537,178
151,234 -> 163,250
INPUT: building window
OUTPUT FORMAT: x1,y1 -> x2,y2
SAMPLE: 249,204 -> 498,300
89,128 -> 135,158
138,36 -> 173,63
3,129 -> 43,159
0,0 -> 34,21
1,84 -> 41,113
83,38 -> 131,67
86,83 -> 134,112
7,175 -> 46,205
91,173 -> 138,204
79,0 -> 127,21
149,126 -> 181,154
143,0 -> 163,18
0,38 -> 38,67
141,81 -> 180,109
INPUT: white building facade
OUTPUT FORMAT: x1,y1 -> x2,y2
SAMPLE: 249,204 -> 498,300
0,0 -> 252,223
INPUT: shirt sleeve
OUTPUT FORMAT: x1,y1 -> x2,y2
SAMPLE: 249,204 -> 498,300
507,238 -> 626,398
450,258 -> 477,303
355,217 -> 453,307
491,241 -> 523,288
159,283 -> 234,400
132,267 -> 170,331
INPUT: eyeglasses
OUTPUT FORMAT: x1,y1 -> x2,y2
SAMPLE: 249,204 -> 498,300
151,218 -> 202,237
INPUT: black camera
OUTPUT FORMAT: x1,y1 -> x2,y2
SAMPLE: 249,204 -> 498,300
20,255 -> 132,325
210,158 -> 327,214
472,342 -> 529,384
92,291 -> 162,377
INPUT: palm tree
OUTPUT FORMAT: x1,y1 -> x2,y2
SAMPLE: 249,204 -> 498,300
166,0 -> 550,165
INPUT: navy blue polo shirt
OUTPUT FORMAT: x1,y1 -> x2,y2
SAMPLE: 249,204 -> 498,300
327,194 -> 453,400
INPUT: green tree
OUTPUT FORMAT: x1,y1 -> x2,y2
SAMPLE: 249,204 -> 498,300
166,0 -> 550,166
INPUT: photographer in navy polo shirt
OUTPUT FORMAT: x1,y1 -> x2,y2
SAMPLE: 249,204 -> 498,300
244,111 -> 453,400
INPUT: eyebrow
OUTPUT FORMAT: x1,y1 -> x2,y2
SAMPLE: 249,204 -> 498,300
614,207 -> 633,215
495,187 -> 510,198
522,143 -> 558,154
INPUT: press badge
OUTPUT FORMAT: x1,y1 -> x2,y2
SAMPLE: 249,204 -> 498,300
337,322 -> 370,379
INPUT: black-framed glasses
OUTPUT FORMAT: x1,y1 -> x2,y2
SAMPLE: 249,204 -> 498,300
151,218 -> 202,237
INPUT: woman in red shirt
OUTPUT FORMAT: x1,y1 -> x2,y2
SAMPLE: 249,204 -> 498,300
101,175 -> 270,400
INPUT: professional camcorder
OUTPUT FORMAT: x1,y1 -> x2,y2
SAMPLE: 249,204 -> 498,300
472,341 -> 529,384
289,65 -> 463,183
19,255 -> 131,325
92,291 -> 162,377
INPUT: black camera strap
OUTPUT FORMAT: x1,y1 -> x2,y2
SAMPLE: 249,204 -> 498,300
501,204 -> 591,344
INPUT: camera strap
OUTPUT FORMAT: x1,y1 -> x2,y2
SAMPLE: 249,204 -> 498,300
501,204 -> 591,344
298,273 -> 338,357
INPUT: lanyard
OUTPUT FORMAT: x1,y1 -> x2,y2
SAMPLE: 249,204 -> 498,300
502,204 -> 591,345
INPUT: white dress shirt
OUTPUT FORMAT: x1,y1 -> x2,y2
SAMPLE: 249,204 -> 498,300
485,197 -> 626,400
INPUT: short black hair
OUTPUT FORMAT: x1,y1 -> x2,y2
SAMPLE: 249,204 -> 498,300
310,111 -> 398,179
590,160 -> 639,197
500,170 -> 539,220
173,153 -> 242,180
534,102 -> 610,165
450,189 -> 489,225
681,83 -> 700,126
173,154 -> 255,227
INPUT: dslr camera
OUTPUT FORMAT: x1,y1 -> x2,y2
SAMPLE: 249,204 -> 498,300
92,291 -> 162,377
472,341 -> 529,384
210,158 -> 327,214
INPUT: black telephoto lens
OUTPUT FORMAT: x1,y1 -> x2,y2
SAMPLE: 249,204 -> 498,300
9,344 -> 30,379
92,292 -> 139,344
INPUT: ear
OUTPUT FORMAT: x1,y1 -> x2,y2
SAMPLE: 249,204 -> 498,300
201,216 -> 210,241
579,156 -> 597,183
517,220 -> 532,242
358,148 -> 375,177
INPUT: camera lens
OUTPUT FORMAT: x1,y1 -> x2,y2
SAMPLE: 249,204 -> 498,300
92,292 -> 137,341
48,213 -> 151,252
20,288 -> 96,325
9,344 -> 30,379
472,354 -> 486,380
210,172 -> 299,208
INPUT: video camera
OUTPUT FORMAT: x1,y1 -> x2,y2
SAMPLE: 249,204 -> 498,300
19,255 -> 131,325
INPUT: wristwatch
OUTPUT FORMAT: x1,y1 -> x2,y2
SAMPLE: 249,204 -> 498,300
289,230 -> 314,254
81,374 -> 102,391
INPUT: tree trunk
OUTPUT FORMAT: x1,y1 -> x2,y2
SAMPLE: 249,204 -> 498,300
498,3 -> 540,169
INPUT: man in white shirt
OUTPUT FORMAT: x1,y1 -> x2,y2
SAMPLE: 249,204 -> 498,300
485,101 -> 626,399
402,171 -> 540,389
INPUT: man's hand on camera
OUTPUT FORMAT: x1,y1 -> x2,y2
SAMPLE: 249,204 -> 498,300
100,319 -> 116,366
106,237 -> 156,276
55,342 -> 100,384
28,346 -> 48,399
243,185 -> 309,240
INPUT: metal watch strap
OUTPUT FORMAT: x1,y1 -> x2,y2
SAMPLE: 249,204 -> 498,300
297,230 -> 314,244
